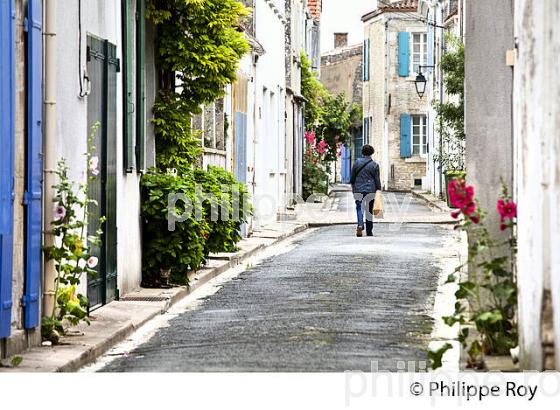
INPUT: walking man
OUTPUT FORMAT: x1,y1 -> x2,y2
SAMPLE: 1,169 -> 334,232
350,144 -> 382,237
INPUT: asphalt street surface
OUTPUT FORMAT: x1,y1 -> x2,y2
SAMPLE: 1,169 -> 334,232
101,214 -> 454,372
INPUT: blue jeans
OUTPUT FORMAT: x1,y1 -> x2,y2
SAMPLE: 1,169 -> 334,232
354,192 -> 375,234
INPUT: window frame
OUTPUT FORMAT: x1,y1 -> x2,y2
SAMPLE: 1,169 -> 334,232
411,114 -> 428,157
411,32 -> 428,75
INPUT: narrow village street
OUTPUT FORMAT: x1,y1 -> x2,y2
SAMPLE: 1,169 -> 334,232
87,192 -> 461,372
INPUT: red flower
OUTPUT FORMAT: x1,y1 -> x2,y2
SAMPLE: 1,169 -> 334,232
497,199 -> 517,221
470,215 -> 480,224
500,223 -> 507,231
304,131 -> 316,145
316,139 -> 328,155
448,179 -> 475,209
463,202 -> 476,215
451,210 -> 461,219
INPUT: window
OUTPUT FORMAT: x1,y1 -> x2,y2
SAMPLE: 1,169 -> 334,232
412,33 -> 427,74
411,115 -> 427,155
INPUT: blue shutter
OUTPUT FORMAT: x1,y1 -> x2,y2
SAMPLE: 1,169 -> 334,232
398,32 -> 410,77
0,0 -> 16,338
400,114 -> 412,158
234,112 -> 247,183
23,0 -> 43,329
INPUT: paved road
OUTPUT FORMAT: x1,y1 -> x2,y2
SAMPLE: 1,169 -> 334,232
100,220 -> 456,372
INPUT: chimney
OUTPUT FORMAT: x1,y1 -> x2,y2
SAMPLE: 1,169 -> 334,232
334,32 -> 348,49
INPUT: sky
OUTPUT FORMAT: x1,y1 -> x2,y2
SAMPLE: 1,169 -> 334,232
320,0 -> 378,53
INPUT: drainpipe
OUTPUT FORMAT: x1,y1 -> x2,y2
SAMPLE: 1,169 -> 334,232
43,0 -> 57,316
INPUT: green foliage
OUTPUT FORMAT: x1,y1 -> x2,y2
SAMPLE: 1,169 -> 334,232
141,167 -> 252,285
41,127 -> 105,343
301,52 -> 329,128
148,0 -> 250,113
10,356 -> 23,368
428,343 -> 453,370
316,93 -> 353,161
433,34 -> 465,171
301,53 -> 358,161
194,166 -> 252,256
141,169 -> 208,285
152,91 -> 204,172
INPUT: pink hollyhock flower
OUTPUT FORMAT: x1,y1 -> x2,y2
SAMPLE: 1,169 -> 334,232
451,210 -> 461,219
470,215 -> 480,224
500,223 -> 507,231
304,131 -> 316,145
87,256 -> 99,269
497,199 -> 517,221
463,202 -> 476,216
448,179 -> 475,209
53,205 -> 66,221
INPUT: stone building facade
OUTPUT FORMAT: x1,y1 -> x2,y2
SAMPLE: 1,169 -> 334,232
362,0 -> 430,191
320,34 -> 363,182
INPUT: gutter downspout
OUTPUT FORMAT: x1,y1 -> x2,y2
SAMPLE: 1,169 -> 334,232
43,0 -> 57,316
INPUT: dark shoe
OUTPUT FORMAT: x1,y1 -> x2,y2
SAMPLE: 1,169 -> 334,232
356,226 -> 363,237
366,232 -> 373,237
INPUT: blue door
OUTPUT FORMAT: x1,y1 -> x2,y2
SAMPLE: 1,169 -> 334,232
233,112 -> 247,184
0,0 -> 16,338
341,144 -> 351,184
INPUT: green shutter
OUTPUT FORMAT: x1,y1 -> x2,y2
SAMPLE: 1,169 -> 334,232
400,114 -> 411,158
136,0 -> 146,172
123,0 -> 135,172
363,39 -> 370,81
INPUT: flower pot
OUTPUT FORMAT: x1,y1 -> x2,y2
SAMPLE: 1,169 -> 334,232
159,268 -> 171,286
444,170 -> 466,208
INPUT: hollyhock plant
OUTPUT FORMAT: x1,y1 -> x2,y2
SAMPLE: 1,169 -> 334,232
439,178 -> 518,370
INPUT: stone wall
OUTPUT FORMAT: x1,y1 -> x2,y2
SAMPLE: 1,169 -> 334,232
320,44 -> 363,105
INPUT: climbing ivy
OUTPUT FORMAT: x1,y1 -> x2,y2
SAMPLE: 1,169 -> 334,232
147,0 -> 250,172
433,34 -> 465,172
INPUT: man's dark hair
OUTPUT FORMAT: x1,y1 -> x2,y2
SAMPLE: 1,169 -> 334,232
361,144 -> 374,156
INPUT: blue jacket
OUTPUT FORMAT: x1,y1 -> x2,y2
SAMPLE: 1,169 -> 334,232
350,156 -> 382,194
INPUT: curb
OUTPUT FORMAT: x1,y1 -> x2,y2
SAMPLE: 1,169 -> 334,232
411,190 -> 451,212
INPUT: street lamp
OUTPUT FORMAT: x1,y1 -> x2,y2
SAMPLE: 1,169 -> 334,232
414,65 -> 435,99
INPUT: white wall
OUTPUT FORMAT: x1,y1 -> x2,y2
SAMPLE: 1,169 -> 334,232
514,0 -> 560,370
253,0 -> 287,226
56,0 -> 142,297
